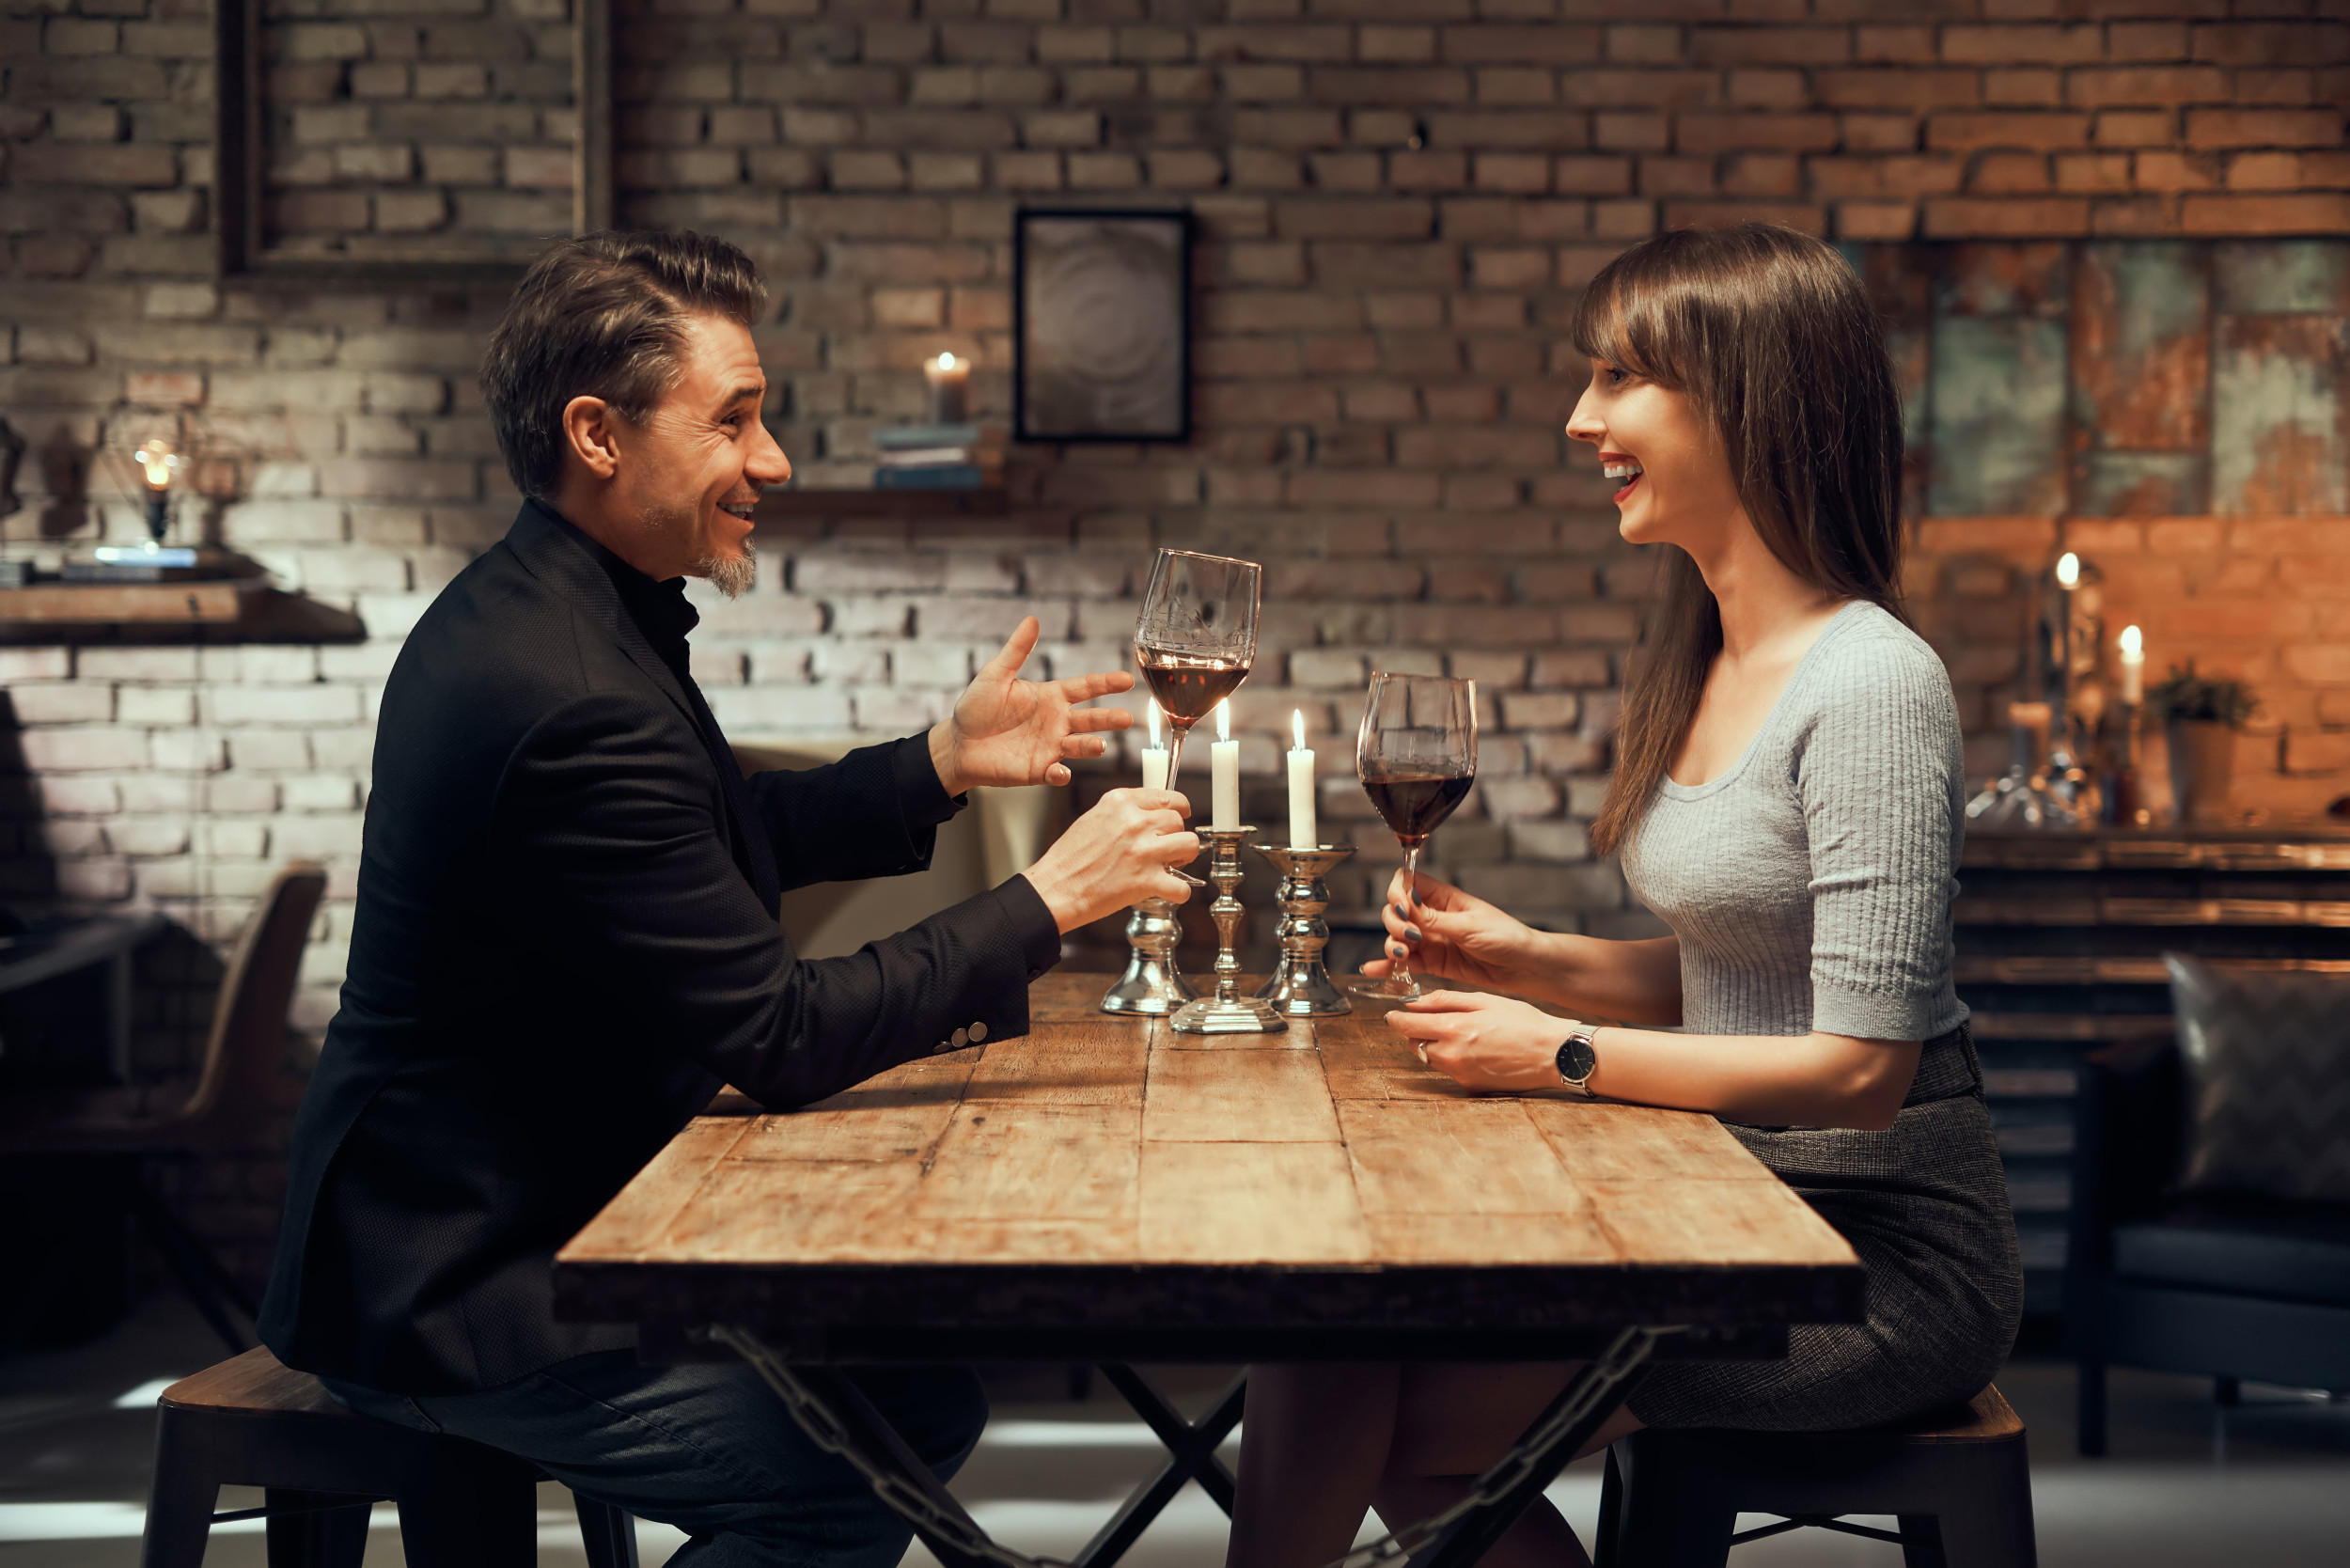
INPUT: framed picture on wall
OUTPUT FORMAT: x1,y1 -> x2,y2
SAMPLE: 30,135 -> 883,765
1014,208 -> 1192,444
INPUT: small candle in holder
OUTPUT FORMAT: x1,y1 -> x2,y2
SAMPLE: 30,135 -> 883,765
924,352 -> 970,424
1141,701 -> 1170,792
1211,698 -> 1240,831
1287,708 -> 1315,848
2118,624 -> 2145,706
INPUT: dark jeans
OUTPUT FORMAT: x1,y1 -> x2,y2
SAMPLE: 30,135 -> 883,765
322,1354 -> 988,1568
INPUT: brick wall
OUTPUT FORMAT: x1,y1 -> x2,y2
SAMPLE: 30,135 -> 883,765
4,0 -> 2349,1292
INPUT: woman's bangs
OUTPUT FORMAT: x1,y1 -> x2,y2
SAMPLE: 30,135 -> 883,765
1569,263 -> 1683,388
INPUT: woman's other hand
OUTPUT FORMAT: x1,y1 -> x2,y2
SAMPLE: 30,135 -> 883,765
1359,870 -> 1539,992
1384,992 -> 1573,1093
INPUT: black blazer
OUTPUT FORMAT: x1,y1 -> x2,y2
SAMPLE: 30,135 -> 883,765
259,501 -> 1059,1394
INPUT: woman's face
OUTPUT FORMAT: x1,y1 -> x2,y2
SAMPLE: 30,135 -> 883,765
1565,358 -> 1746,556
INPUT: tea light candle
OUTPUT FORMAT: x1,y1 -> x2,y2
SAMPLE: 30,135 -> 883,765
1211,698 -> 1240,831
2119,625 -> 2145,706
1287,708 -> 1315,848
1140,701 -> 1170,792
924,352 -> 970,424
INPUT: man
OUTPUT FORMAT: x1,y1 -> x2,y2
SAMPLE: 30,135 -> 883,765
258,229 -> 1197,1566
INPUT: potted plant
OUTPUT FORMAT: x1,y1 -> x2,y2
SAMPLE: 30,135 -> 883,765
2144,663 -> 2256,823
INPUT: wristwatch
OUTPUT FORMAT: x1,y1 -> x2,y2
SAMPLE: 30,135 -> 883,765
1556,1026 -> 1601,1098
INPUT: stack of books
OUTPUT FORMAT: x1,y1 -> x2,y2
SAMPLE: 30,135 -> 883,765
874,424 -> 1003,491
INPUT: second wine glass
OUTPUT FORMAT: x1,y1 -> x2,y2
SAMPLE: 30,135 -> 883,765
1134,548 -> 1261,791
1352,672 -> 1478,1002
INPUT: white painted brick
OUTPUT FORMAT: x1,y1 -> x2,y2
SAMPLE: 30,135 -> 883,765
224,731 -> 309,770
206,686 -> 362,727
310,729 -> 375,771
20,729 -> 149,772
690,648 -> 747,685
206,778 -> 280,813
707,685 -> 854,732
149,732 -> 228,772
0,650 -> 71,682
39,777 -> 120,816
1509,821 -> 1591,862
282,776 -> 358,811
110,818 -> 193,857
893,642 -> 976,684
319,644 -> 401,682
224,647 -> 324,684
274,815 -> 367,860
852,688 -> 951,731
39,820 -> 107,857
7,683 -> 114,724
119,776 -> 201,812
1290,650 -> 1368,686
222,500 -> 345,543
75,649 -> 199,682
118,687 -> 197,727
200,821 -> 271,858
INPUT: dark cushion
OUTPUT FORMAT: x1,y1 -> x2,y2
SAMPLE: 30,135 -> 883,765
2111,1194 -> 2350,1308
2163,954 -> 2350,1203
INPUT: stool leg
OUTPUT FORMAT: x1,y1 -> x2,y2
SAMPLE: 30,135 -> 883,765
2076,1358 -> 2107,1457
138,1413 -> 218,1568
1612,1444 -> 1736,1568
575,1495 -> 641,1568
264,1490 -> 371,1568
395,1451 -> 537,1568
1928,1444 -> 2039,1568
1896,1514 -> 1948,1568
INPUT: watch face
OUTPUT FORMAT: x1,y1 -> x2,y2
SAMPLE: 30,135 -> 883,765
1559,1032 -> 1597,1084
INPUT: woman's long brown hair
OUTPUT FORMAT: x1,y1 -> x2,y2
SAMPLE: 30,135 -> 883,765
1575,224 -> 1909,858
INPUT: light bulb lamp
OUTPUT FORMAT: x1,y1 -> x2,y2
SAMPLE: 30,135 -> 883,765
133,438 -> 181,547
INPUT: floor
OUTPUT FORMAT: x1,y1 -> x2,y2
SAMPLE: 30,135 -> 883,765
4,1294 -> 2346,1566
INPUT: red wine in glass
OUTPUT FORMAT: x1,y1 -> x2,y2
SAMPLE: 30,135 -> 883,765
1133,549 -> 1261,792
1353,673 -> 1478,1002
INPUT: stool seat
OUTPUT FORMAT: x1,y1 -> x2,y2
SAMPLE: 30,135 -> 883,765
140,1346 -> 637,1568
1596,1385 -> 2037,1567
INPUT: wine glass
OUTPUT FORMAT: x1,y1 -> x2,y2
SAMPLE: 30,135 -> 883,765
1134,548 -> 1261,793
1351,673 -> 1477,1002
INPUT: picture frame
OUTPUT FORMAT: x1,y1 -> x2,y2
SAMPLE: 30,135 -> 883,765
1013,207 -> 1193,444
214,0 -> 612,284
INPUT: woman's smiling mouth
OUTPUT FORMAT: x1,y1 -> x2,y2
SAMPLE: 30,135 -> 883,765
1601,456 -> 1644,504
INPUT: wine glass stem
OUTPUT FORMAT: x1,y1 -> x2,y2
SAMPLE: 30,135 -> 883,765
1394,841 -> 1420,992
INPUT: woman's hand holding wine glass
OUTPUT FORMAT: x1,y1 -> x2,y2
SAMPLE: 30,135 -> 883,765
1357,869 -> 1542,995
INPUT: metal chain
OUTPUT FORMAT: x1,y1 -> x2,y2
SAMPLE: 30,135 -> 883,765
711,1323 -> 1682,1568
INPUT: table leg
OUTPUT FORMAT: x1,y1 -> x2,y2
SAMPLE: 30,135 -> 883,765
712,1328 -> 1005,1568
1397,1327 -> 1672,1568
1073,1367 -> 1246,1568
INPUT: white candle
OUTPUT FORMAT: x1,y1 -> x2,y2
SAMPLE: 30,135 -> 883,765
1287,708 -> 1315,848
1211,698 -> 1240,831
2119,624 -> 2145,706
1140,701 -> 1170,792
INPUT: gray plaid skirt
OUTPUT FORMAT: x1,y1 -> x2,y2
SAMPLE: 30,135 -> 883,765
1627,1021 -> 2026,1432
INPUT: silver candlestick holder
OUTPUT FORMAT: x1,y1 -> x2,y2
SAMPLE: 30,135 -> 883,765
1098,897 -> 1195,1016
1171,826 -> 1287,1036
1252,843 -> 1355,1017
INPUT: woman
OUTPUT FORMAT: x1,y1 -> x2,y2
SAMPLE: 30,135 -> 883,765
1226,224 -> 2023,1568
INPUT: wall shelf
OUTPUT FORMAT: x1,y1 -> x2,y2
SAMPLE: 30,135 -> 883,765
0,582 -> 364,644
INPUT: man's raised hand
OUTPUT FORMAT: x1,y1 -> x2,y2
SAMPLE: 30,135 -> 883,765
929,616 -> 1134,795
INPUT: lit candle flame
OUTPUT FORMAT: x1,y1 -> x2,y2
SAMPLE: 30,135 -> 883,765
1292,708 -> 1306,750
1215,698 -> 1230,743
933,352 -> 957,372
2056,552 -> 2079,588
1148,701 -> 1162,748
133,444 -> 178,492
2119,624 -> 2142,656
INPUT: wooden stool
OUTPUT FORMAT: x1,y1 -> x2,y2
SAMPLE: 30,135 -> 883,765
1594,1385 -> 2036,1567
139,1346 -> 639,1567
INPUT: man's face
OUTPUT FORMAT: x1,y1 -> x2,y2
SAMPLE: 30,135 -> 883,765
611,314 -> 791,596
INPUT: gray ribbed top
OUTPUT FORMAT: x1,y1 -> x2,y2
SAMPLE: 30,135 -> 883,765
1619,601 -> 1967,1043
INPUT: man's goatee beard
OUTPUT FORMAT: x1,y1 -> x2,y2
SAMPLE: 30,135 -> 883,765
696,541 -> 755,600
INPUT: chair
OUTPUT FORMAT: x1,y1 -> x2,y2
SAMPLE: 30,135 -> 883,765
141,1344 -> 638,1568
0,863 -> 327,1352
1592,1386 -> 2036,1567
2066,1036 -> 2350,1455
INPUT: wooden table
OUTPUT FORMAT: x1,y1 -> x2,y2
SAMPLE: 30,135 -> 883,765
556,972 -> 1860,1568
